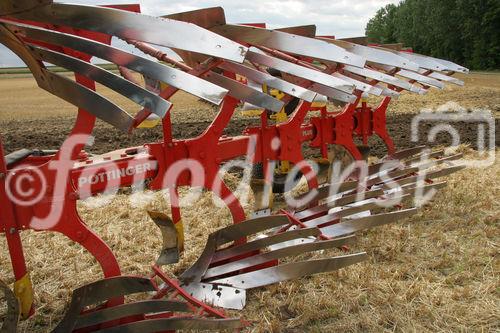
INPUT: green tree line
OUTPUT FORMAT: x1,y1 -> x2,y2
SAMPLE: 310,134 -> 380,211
365,0 -> 499,70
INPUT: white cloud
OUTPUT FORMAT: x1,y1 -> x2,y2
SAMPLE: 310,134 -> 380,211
0,0 -> 398,67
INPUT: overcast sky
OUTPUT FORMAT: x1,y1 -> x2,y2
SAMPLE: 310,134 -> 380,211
0,0 -> 399,67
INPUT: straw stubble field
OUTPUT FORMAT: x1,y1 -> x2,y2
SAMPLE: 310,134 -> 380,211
0,72 -> 499,332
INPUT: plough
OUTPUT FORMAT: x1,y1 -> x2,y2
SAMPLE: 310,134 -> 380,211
0,1 -> 468,331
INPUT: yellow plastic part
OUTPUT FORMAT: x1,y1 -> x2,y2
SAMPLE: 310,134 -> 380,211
240,109 -> 264,117
272,108 -> 288,123
262,82 -> 269,94
313,157 -> 331,165
311,101 -> 327,108
137,114 -> 161,128
174,219 -> 184,253
279,160 -> 290,174
267,85 -> 291,174
268,88 -> 285,100
14,273 -> 33,320
159,81 -> 169,91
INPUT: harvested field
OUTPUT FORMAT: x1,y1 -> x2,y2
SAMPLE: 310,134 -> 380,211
0,72 -> 499,332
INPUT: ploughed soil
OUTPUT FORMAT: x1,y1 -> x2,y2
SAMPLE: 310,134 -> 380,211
1,72 -> 499,158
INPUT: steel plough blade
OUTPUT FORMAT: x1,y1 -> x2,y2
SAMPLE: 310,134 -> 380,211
297,168 -> 458,217
342,65 -> 419,92
298,196 -> 409,229
314,156 -> 458,207
53,276 -> 156,332
40,69 -> 135,132
297,166 -> 418,205
180,215 -> 291,283
210,254 -> 368,289
320,38 -> 419,71
294,147 -> 465,211
53,276 -> 243,332
401,51 -> 469,73
182,282 -> 247,310
383,146 -> 428,161
332,72 -> 381,95
319,208 -> 417,238
203,71 -> 284,112
30,46 -> 172,118
245,49 -> 355,94
380,166 -> 465,189
306,82 -> 358,103
74,300 -> 189,330
375,46 -> 444,72
403,149 -> 447,165
0,280 -> 19,333
294,188 -> 386,219
379,85 -> 401,97
0,25 -> 137,132
210,227 -> 323,264
4,21 -> 229,106
203,235 -> 357,280
218,61 -> 317,102
148,211 -> 182,265
10,3 -> 248,63
424,70 -> 465,86
396,69 -> 445,89
178,213 -> 368,308
180,215 -> 366,282
210,24 -> 366,67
